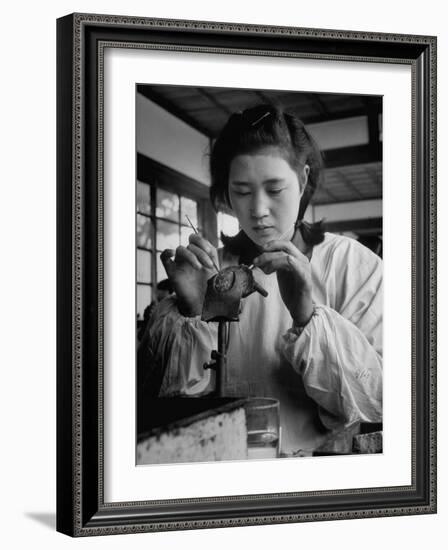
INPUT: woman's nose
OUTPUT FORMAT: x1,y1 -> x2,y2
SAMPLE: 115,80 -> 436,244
250,192 -> 270,219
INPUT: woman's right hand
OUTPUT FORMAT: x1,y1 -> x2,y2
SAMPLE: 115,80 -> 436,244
160,233 -> 219,317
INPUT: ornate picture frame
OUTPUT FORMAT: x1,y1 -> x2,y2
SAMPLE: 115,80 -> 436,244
56,13 -> 436,536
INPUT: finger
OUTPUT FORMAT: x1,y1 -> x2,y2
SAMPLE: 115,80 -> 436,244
254,250 -> 309,269
253,251 -> 285,267
254,254 -> 292,275
262,239 -> 308,261
188,233 -> 219,263
175,246 -> 202,270
187,243 -> 215,269
254,253 -> 308,275
160,249 -> 176,278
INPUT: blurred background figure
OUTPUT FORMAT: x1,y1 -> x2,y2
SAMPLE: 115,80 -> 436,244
137,278 -> 174,342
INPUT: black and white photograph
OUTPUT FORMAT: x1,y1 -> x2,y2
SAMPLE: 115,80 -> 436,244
51,6 -> 437,540
2,0 -> 444,544
135,85 -> 383,465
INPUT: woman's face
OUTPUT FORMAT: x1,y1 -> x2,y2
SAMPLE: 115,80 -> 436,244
228,148 -> 308,247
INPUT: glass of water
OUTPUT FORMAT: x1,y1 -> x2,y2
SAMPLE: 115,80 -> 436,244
244,398 -> 280,460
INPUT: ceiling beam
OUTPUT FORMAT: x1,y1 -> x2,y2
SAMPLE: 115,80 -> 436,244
314,185 -> 339,203
302,101 -> 381,125
197,88 -> 233,116
254,90 -> 273,105
323,144 -> 382,169
309,92 -> 330,117
335,170 -> 365,200
323,217 -> 382,235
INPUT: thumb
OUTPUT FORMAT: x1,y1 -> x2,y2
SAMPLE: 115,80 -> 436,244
160,249 -> 176,278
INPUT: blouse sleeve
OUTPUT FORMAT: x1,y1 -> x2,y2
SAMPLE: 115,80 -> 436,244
281,238 -> 383,430
139,296 -> 216,397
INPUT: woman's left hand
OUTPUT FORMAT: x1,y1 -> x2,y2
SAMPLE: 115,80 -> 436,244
252,240 -> 314,326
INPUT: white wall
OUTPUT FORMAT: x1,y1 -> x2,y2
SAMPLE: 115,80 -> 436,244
308,116 -> 369,150
1,1 -> 445,550
136,93 -> 210,184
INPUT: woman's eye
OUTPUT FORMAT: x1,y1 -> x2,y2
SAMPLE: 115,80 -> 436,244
268,189 -> 284,195
234,191 -> 251,196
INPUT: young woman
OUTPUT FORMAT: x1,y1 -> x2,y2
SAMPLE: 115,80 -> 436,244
140,104 -> 382,455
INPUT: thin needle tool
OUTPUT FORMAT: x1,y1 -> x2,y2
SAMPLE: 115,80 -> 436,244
185,215 -> 220,273
248,225 -> 295,270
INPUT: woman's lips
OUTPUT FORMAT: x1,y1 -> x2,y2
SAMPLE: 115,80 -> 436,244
253,226 -> 274,231
251,226 -> 276,241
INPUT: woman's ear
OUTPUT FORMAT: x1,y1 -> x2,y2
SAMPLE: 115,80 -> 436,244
299,164 -> 310,193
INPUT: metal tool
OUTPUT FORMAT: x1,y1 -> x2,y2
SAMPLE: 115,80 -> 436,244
202,264 -> 268,396
185,215 -> 220,273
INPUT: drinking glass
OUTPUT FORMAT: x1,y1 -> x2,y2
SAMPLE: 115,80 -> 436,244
244,398 -> 280,460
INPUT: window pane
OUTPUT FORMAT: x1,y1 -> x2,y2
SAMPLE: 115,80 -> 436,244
137,181 -> 151,215
136,214 -> 152,248
180,225 -> 194,246
217,212 -> 239,246
137,284 -> 152,320
156,251 -> 167,284
180,197 -> 198,227
157,220 -> 180,250
137,249 -> 151,283
156,189 -> 179,222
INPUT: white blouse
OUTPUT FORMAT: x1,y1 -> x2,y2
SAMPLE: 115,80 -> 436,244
145,233 -> 383,454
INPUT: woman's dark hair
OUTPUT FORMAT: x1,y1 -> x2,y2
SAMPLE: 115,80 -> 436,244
209,103 -> 325,256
